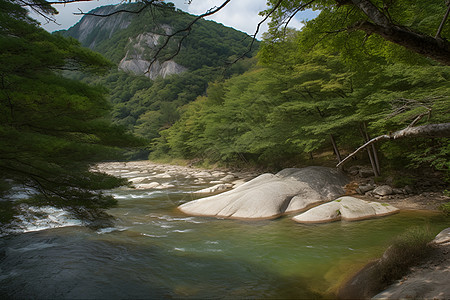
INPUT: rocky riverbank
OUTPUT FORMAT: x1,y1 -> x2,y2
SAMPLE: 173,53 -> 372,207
95,161 -> 449,299
343,165 -> 449,211
338,227 -> 450,299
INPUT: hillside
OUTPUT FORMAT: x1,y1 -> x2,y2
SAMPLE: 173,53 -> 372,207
58,2 -> 258,142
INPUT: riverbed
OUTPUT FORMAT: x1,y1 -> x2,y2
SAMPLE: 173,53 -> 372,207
0,161 -> 448,298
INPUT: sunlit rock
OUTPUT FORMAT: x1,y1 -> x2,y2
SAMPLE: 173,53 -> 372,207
193,183 -> 233,194
129,176 -> 148,184
432,227 -> 450,245
178,167 -> 348,219
373,185 -> 393,196
118,30 -> 188,80
291,201 -> 342,223
292,196 -> 399,223
135,182 -> 160,189
220,174 -> 236,182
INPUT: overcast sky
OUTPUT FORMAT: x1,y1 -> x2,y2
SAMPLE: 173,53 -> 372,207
32,0 -> 318,38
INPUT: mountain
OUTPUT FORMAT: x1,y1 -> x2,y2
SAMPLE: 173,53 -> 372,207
57,2 -> 258,146
60,2 -> 257,79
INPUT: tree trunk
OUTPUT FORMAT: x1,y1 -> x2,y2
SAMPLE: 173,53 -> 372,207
355,21 -> 450,65
363,122 -> 381,176
359,124 -> 380,177
330,134 -> 342,163
347,0 -> 450,65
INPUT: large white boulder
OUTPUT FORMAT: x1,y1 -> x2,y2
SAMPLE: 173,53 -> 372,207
292,196 -> 399,223
178,167 -> 348,219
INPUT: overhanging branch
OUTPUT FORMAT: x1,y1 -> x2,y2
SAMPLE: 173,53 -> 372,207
145,0 -> 233,73
337,123 -> 450,168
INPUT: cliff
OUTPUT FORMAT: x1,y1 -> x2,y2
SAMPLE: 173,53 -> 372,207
59,3 -> 255,80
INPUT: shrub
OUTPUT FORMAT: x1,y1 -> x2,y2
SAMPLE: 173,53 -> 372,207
376,226 -> 435,285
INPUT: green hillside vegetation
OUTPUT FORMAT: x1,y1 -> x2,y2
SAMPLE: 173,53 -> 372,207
152,3 -> 449,175
60,2 -> 258,142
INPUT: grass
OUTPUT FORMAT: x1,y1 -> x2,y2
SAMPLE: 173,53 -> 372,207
439,196 -> 450,215
339,226 -> 438,299
375,226 -> 435,286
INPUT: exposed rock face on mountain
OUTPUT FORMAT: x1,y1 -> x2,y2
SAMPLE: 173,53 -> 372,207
63,5 -> 133,49
60,5 -> 187,79
118,31 -> 187,79
178,167 -> 348,219
60,3 -> 256,81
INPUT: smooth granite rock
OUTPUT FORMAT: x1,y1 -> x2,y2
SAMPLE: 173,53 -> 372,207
178,166 -> 348,219
292,196 -> 399,223
373,185 -> 393,196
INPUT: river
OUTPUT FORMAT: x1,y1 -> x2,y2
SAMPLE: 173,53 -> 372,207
0,162 -> 448,298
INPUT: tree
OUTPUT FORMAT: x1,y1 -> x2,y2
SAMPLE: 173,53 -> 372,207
0,0 -> 142,218
265,0 -> 450,65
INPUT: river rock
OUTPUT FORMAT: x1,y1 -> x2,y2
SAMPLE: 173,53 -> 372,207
292,201 -> 342,223
129,176 -> 148,184
373,185 -> 393,196
192,183 -> 233,194
392,188 -> 404,195
220,174 -> 236,182
153,173 -> 172,179
432,227 -> 450,246
404,185 -> 415,194
359,168 -> 374,178
195,171 -> 212,177
231,179 -> 246,188
178,167 -> 348,219
357,184 -> 374,194
292,196 -> 399,223
135,182 -> 160,189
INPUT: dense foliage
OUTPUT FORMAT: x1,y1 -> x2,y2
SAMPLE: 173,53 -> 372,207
0,0 -> 142,215
151,2 -> 449,175
86,61 -> 254,141
265,0 -> 450,65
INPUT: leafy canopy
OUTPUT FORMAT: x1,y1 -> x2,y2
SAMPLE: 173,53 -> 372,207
0,0 -> 142,216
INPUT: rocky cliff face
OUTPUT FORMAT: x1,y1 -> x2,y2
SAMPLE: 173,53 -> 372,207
118,31 -> 187,79
67,5 -> 133,49
63,5 -> 187,79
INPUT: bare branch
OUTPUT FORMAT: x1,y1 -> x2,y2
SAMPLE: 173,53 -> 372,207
281,0 -> 317,36
22,0 -> 96,6
74,0 -> 159,17
226,0 -> 284,66
145,0 -> 233,73
18,0 -> 59,24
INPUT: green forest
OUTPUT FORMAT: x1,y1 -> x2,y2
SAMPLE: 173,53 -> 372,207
1,0 -> 449,216
149,1 -> 450,177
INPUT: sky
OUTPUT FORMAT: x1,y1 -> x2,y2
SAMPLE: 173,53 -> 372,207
32,0 -> 318,38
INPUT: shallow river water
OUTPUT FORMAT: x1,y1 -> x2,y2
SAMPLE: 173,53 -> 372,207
0,162 -> 448,299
